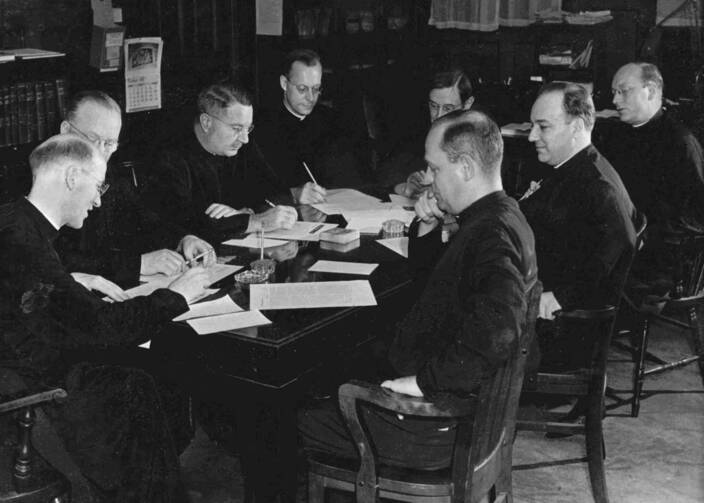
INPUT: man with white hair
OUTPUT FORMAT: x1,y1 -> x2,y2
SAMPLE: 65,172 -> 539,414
0,134 -> 210,501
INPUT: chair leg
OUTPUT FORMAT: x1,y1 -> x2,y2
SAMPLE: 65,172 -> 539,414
585,382 -> 609,503
309,472 -> 326,503
631,317 -> 649,417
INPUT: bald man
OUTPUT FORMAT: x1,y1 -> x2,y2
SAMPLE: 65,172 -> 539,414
0,135 -> 210,501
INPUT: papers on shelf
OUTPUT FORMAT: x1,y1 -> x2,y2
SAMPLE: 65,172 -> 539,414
344,208 -> 415,234
139,263 -> 243,288
265,221 -> 339,241
308,260 -> 379,276
249,280 -> 377,310
222,235 -> 289,248
376,237 -> 409,258
186,310 -> 271,335
173,295 -> 243,321
389,194 -> 416,208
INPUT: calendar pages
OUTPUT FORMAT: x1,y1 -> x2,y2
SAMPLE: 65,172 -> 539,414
124,37 -> 163,113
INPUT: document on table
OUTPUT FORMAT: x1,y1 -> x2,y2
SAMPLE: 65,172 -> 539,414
265,221 -> 339,241
308,260 -> 378,275
186,310 -> 272,335
139,263 -> 243,288
344,208 -> 416,233
249,280 -> 377,310
312,188 -> 385,214
222,234 -> 289,248
173,295 -> 243,321
122,283 -> 218,303
389,194 -> 417,208
376,237 -> 409,258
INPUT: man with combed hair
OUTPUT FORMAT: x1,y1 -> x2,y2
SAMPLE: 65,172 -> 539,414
54,90 -> 215,300
298,110 -> 536,472
521,82 -> 636,367
146,82 -> 298,243
0,135 -> 211,501
597,62 -> 704,283
255,48 -> 365,204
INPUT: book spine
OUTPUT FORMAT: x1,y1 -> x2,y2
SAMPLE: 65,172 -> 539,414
44,81 -> 57,134
0,85 -> 6,147
26,82 -> 36,143
16,83 -> 26,144
55,78 -> 67,121
35,81 -> 46,141
10,84 -> 18,146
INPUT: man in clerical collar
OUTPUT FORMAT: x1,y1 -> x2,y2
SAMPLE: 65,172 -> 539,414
521,81 -> 635,369
255,49 -> 365,204
600,62 -> 704,237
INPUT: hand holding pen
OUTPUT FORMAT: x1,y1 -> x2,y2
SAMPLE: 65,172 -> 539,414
294,162 -> 327,204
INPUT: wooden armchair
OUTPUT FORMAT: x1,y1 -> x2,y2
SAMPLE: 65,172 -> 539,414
0,369 -> 69,503
307,281 -> 541,503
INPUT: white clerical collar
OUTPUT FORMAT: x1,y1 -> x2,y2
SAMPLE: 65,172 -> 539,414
553,145 -> 586,170
632,120 -> 648,128
26,196 -> 61,230
283,99 -> 306,121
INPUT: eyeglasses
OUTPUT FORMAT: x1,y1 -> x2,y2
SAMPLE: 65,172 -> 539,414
67,122 -> 119,152
428,100 -> 461,115
285,78 -> 322,97
84,172 -> 110,197
611,85 -> 643,99
206,113 -> 254,137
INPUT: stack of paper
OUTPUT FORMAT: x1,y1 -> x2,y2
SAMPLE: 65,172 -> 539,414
186,310 -> 271,335
249,280 -> 377,310
264,221 -> 339,241
222,235 -> 289,248
308,260 -> 378,275
376,237 -> 409,258
312,188 -> 386,214
139,263 -> 243,288
343,208 -> 415,234
173,295 -> 243,321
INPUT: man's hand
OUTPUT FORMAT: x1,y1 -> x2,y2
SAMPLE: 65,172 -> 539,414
246,205 -> 298,233
380,376 -> 424,397
539,291 -> 562,320
167,266 -> 212,304
293,182 -> 327,205
205,203 -> 246,219
140,249 -> 186,276
414,191 -> 444,236
71,272 -> 130,302
400,170 -> 432,198
178,235 -> 216,267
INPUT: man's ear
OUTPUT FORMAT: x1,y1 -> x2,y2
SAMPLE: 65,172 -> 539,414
64,164 -> 80,191
280,75 -> 288,93
199,113 -> 211,132
59,120 -> 71,135
462,96 -> 475,110
460,154 -> 475,181
645,82 -> 656,101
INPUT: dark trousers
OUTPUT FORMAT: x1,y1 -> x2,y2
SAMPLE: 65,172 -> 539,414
298,396 -> 461,471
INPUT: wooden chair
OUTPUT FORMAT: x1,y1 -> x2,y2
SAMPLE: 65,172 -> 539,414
619,230 -> 704,417
307,281 -> 541,503
0,369 -> 70,503
516,216 -> 641,503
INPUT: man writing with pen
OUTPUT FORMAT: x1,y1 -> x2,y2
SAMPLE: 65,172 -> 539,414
54,90 -> 217,301
145,82 -> 299,244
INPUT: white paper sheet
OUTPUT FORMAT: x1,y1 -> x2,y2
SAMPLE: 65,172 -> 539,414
312,188 -> 385,214
265,222 -> 339,241
389,194 -> 417,208
173,295 -> 243,321
120,284 -> 218,304
139,263 -> 243,288
186,310 -> 271,335
308,260 -> 378,276
344,208 -> 415,233
249,280 -> 377,310
256,0 -> 283,35
376,237 -> 409,258
222,235 -> 289,248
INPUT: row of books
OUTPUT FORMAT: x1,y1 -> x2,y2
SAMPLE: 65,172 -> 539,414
0,79 -> 68,148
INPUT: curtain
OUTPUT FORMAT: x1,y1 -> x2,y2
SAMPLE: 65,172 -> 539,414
429,0 -> 562,32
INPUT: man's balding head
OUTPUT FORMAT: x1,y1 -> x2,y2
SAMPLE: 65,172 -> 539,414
612,62 -> 663,125
60,90 -> 122,161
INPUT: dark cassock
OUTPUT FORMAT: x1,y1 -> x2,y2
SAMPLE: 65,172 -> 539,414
519,144 -> 636,368
0,198 -> 191,502
254,101 -> 366,190
54,167 -> 185,288
144,128 -> 284,244
299,190 -> 537,469
595,108 -> 704,287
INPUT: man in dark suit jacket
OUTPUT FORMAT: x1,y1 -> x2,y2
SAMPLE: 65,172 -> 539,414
520,82 -> 636,368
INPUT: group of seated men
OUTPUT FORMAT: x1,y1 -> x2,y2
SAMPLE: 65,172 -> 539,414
1,47 -> 703,501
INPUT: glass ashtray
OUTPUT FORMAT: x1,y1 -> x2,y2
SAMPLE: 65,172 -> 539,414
250,258 -> 276,278
381,219 -> 405,238
234,270 -> 269,290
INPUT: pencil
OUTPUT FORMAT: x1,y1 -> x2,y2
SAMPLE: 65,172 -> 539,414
302,162 -> 319,186
264,199 -> 276,208
186,248 -> 213,266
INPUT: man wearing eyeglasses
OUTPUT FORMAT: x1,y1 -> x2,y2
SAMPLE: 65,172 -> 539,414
256,48 -> 365,204
54,91 -> 215,301
145,82 -> 298,243
598,62 -> 704,239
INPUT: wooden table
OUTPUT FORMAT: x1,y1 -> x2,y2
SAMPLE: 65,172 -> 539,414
151,221 -> 415,502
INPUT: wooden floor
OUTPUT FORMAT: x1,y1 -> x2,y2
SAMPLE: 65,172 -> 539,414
180,316 -> 704,503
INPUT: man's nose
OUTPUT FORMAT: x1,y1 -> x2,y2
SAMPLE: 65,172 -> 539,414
528,125 -> 538,142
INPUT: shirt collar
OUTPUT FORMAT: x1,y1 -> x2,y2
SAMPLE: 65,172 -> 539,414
24,197 -> 61,231
553,144 -> 589,170
457,190 -> 506,224
283,99 -> 306,121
